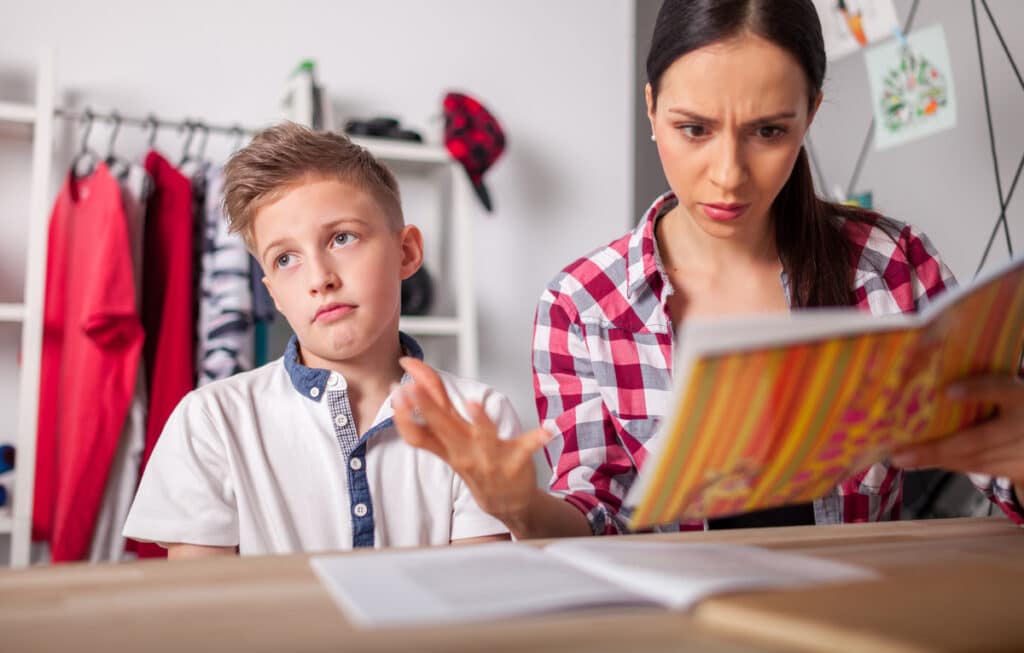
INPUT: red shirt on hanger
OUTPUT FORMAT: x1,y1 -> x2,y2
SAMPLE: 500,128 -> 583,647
131,151 -> 195,558
36,164 -> 144,561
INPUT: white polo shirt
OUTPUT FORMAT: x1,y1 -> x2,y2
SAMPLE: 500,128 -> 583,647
123,333 -> 519,555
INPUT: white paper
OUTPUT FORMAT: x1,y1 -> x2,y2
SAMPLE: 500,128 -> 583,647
866,24 -> 958,151
814,0 -> 900,61
311,540 -> 875,628
310,543 -> 653,628
545,539 -> 877,611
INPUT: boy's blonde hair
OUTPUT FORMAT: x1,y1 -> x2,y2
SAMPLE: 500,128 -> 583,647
223,122 -> 403,252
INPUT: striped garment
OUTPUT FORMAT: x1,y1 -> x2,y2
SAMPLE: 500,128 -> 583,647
533,191 -> 1024,534
196,165 -> 254,386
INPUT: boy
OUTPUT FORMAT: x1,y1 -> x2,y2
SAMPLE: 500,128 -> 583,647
122,123 -> 519,558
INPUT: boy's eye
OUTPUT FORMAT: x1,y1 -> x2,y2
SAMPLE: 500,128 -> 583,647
332,232 -> 357,247
275,253 -> 294,269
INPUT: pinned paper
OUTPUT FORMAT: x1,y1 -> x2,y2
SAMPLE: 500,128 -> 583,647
814,0 -> 900,61
866,25 -> 957,151
843,191 -> 874,209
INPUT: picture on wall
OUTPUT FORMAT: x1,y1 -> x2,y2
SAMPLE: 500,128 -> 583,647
814,0 -> 900,61
865,24 -> 958,151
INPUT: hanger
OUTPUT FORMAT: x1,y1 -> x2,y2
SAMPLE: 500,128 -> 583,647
194,122 -> 211,163
104,111 -> 122,166
71,108 -> 99,177
144,113 -> 160,151
178,120 -> 197,167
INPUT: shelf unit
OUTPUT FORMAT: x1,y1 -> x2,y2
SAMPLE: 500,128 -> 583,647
0,52 -> 56,567
389,147 -> 477,378
0,102 -> 37,124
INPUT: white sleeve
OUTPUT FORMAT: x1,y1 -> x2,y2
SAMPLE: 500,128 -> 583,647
122,393 -> 239,547
448,389 -> 522,541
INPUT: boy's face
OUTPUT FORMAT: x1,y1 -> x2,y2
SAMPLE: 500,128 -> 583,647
254,176 -> 422,370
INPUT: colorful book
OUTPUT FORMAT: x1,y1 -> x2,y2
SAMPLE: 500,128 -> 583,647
625,257 -> 1024,528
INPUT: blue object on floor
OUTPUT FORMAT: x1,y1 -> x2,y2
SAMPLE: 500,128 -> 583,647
0,444 -> 13,474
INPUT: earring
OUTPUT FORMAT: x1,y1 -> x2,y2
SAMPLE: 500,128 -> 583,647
650,133 -> 656,142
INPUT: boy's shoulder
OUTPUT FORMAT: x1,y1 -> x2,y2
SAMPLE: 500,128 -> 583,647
433,368 -> 506,408
180,358 -> 291,416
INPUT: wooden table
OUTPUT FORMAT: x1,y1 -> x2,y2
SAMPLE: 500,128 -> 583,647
1,517 -> 1021,652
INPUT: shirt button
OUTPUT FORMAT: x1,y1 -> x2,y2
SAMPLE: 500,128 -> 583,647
327,373 -> 341,388
309,387 -> 320,398
335,414 -> 349,428
353,503 -> 368,517
349,457 -> 363,471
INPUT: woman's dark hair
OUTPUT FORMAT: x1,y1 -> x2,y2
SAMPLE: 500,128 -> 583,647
647,0 -> 894,308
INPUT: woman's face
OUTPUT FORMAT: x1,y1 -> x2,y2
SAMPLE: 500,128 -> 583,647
647,33 -> 820,241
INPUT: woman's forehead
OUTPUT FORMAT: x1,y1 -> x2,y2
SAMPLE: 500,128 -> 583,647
656,34 -> 810,111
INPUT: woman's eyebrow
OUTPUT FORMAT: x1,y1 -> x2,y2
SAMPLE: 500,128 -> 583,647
667,107 -> 797,126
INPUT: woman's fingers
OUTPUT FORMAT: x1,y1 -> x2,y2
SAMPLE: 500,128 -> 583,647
945,374 -> 1024,405
892,374 -> 1024,475
894,418 -> 1021,469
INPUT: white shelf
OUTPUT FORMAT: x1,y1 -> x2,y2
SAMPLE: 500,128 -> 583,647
350,136 -> 450,166
0,101 -> 35,124
399,316 -> 464,336
0,303 -> 25,322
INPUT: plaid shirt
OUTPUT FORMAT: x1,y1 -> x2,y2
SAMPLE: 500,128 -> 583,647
533,192 -> 1024,535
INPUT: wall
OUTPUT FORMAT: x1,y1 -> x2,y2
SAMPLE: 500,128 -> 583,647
0,0 -> 636,438
812,0 -> 1023,280
633,0 -> 668,222
633,0 -> 1024,280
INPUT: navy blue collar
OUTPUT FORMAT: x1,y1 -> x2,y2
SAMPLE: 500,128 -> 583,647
283,332 -> 425,401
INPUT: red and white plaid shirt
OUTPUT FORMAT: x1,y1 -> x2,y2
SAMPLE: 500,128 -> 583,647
533,192 -> 1023,534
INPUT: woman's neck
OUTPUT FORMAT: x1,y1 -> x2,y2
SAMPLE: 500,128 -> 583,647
655,203 -> 779,276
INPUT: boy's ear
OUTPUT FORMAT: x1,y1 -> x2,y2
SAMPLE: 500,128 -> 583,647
398,225 -> 424,281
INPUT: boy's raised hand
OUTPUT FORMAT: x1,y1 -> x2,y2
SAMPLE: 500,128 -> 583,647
391,357 -> 550,527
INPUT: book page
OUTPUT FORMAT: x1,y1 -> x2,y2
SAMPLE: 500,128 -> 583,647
544,539 -> 877,611
310,542 -> 654,628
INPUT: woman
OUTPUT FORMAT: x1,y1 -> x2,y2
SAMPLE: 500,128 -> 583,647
393,0 -> 1024,538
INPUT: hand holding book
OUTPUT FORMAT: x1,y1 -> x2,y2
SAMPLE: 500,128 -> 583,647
892,374 -> 1024,504
624,256 -> 1024,527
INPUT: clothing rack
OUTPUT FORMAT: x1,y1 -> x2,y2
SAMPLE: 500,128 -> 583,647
54,107 -> 258,159
55,107 -> 256,138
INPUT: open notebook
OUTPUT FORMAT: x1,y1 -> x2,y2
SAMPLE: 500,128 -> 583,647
310,539 -> 875,628
623,255 -> 1024,528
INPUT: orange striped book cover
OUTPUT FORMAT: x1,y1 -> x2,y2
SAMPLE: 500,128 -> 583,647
625,257 -> 1024,529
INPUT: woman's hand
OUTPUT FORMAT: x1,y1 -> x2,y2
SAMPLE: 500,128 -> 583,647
892,375 -> 1024,502
391,357 -> 551,530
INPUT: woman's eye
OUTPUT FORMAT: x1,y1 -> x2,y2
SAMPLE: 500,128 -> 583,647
276,253 -> 293,269
679,124 -> 708,138
756,126 -> 786,139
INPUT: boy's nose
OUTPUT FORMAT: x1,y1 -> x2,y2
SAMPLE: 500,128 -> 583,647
308,257 -> 341,295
